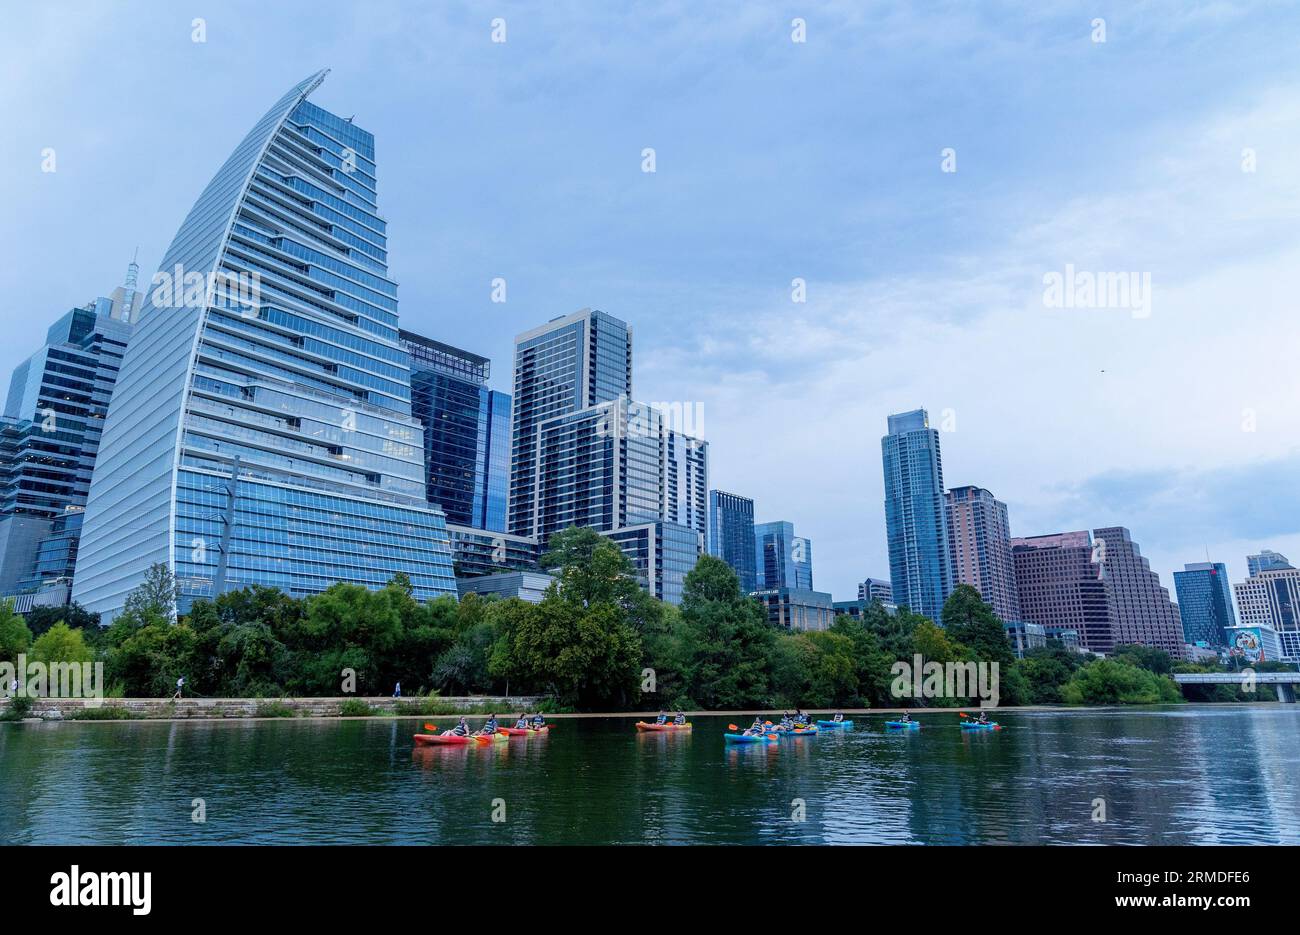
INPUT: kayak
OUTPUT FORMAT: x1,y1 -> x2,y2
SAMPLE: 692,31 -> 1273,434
960,721 -> 1000,730
724,733 -> 774,744
778,727 -> 818,737
884,720 -> 921,730
816,719 -> 853,729
497,725 -> 550,736
474,731 -> 510,744
635,721 -> 692,732
414,733 -> 473,746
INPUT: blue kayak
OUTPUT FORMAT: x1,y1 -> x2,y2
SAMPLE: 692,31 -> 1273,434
884,720 -> 920,730
960,721 -> 999,730
816,719 -> 853,729
724,733 -> 774,744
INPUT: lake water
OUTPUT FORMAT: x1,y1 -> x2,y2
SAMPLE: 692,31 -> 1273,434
3,706 -> 1297,845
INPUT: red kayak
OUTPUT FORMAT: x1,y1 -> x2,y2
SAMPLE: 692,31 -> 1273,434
635,721 -> 692,732
497,725 -> 552,736
413,733 -> 473,746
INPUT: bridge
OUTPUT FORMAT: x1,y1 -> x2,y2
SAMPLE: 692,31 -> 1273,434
1173,672 -> 1300,703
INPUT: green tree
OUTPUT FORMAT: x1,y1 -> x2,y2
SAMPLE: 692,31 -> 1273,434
941,584 -> 1014,667
1060,658 -> 1182,705
25,601 -> 100,638
674,555 -> 774,709
29,622 -> 93,665
1112,644 -> 1173,675
0,599 -> 33,659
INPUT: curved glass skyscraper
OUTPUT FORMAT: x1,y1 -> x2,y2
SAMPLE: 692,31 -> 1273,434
74,71 -> 456,619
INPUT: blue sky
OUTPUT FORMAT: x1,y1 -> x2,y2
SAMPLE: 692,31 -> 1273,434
4,0 -> 1300,603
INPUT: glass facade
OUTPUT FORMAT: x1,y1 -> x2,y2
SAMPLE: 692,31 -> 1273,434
402,331 -> 511,532
881,408 -> 952,619
509,308 -> 632,537
1173,562 -> 1237,648
0,296 -> 135,596
74,71 -> 456,619
708,489 -> 756,593
753,520 -> 812,591
607,521 -> 699,606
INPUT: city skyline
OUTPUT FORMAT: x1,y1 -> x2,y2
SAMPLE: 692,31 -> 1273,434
6,3 -> 1300,603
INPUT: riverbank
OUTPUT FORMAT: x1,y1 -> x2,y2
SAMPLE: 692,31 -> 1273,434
0,697 -> 1282,723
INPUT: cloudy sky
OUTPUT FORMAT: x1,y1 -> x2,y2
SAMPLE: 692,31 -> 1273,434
4,0 -> 1299,603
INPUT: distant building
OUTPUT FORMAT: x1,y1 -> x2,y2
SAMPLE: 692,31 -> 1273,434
446,524 -> 540,579
509,308 -> 631,539
881,409 -> 952,618
753,587 -> 835,632
1092,527 -> 1184,659
1247,549 -> 1293,576
1011,531 -> 1116,655
944,485 -> 1020,623
1005,620 -> 1047,658
1233,564 -> 1300,661
857,577 -> 893,603
608,521 -> 700,606
753,520 -> 812,590
457,570 -> 555,604
1172,562 -> 1237,648
0,271 -> 139,601
1223,623 -> 1284,665
401,331 -> 511,532
833,597 -> 897,620
708,489 -> 756,592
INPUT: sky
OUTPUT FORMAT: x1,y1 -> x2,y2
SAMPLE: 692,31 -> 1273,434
4,0 -> 1300,604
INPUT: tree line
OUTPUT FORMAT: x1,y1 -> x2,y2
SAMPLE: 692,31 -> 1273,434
0,526 -> 1284,708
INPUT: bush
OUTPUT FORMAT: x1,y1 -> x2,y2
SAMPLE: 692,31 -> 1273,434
338,698 -> 373,717
254,701 -> 297,718
66,705 -> 138,721
2,694 -> 35,721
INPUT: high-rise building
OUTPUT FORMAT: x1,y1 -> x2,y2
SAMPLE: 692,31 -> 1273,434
754,520 -> 812,591
944,485 -> 1020,622
1233,564 -> 1300,660
1011,531 -> 1116,655
1247,549 -> 1293,576
881,408 -> 952,618
73,72 -> 457,619
509,308 -> 631,539
1172,561 -> 1237,648
0,275 -> 139,604
753,587 -> 835,631
608,521 -> 701,606
401,331 -> 510,532
1091,527 -> 1184,658
857,577 -> 893,603
708,490 -> 757,592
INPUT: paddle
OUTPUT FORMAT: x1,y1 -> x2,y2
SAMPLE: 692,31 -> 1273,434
423,723 -> 438,731
727,724 -> 740,731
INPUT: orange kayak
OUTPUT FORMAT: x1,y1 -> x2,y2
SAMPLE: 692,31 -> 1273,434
497,725 -> 551,736
635,721 -> 692,732
414,733 -> 472,745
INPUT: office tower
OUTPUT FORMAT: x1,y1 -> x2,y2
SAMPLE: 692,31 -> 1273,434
446,525 -> 540,578
754,520 -> 812,591
74,71 -> 456,619
1233,564 -> 1300,660
509,308 -> 631,538
0,274 -> 138,606
882,408 -> 953,618
1011,531 -> 1116,654
401,330 -> 511,531
857,577 -> 893,603
1247,549 -> 1293,576
753,587 -> 835,631
1172,562 -> 1237,648
608,521 -> 701,606
1091,527 -> 1184,658
944,485 -> 1020,622
708,490 -> 756,592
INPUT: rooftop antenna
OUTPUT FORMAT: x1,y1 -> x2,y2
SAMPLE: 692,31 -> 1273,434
121,247 -> 140,322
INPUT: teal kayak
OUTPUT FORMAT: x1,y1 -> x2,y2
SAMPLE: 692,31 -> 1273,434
960,721 -> 999,730
884,720 -> 920,730
724,733 -> 773,744
816,719 -> 853,728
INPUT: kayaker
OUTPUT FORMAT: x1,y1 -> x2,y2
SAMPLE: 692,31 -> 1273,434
478,714 -> 499,735
531,712 -> 546,729
743,716 -> 765,736
977,711 -> 989,724
655,711 -> 668,725
832,712 -> 844,723
900,711 -> 911,723
514,713 -> 530,729
780,712 -> 794,730
446,717 -> 470,737
673,711 -> 686,726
